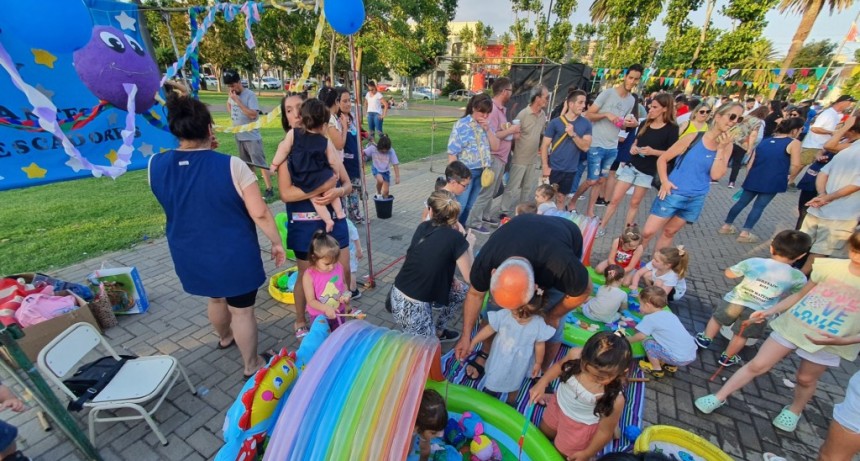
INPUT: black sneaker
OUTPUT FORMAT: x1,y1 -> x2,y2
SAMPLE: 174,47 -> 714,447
436,329 -> 461,342
264,188 -> 274,201
351,289 -> 362,300
595,198 -> 608,207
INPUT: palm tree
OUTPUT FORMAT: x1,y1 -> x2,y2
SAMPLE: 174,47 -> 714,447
690,0 -> 716,67
772,0 -> 853,96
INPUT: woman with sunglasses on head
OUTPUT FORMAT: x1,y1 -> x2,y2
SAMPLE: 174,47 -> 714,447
679,101 -> 711,137
640,102 -> 743,253
727,105 -> 768,188
599,93 -> 678,236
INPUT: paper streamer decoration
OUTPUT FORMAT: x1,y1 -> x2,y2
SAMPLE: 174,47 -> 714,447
161,2 -> 262,86
213,1 -> 326,134
0,42 -> 137,178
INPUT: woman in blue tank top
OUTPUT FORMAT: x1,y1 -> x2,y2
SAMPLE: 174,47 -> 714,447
149,91 -> 286,379
719,118 -> 804,242
640,102 -> 742,253
276,94 -> 353,339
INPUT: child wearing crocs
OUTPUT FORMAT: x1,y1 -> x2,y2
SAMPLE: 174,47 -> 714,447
627,286 -> 697,377
694,229 -> 811,368
696,229 -> 860,433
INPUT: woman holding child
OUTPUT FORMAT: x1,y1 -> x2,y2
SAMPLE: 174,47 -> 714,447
275,94 -> 353,339
640,102 -> 743,253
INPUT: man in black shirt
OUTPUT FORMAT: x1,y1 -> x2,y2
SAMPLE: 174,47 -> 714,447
453,214 -> 592,374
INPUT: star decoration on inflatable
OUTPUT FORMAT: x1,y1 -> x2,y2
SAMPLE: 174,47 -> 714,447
35,84 -> 54,100
138,142 -> 155,157
115,11 -> 136,31
105,149 -> 118,164
32,49 -> 57,68
22,163 -> 47,179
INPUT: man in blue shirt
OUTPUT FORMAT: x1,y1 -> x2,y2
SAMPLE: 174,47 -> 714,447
540,89 -> 593,210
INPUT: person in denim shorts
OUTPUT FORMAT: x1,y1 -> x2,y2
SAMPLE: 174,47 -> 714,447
571,64 -> 641,217
640,102 -> 742,253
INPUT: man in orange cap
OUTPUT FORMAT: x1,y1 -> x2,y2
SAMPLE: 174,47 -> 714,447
454,214 -> 592,378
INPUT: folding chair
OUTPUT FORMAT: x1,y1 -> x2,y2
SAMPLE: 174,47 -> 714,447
36,322 -> 196,446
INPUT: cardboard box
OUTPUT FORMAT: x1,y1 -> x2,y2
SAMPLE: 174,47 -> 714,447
88,266 -> 149,315
13,291 -> 101,363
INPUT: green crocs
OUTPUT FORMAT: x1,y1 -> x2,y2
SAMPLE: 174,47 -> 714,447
772,407 -> 801,432
694,394 -> 726,414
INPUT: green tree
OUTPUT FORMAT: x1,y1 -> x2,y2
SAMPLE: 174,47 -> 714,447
361,0 -> 457,96
590,0 -> 662,67
544,0 -> 577,62
773,0 -> 853,95
791,39 -> 836,68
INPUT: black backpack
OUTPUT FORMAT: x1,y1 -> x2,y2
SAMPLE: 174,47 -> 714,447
63,355 -> 136,411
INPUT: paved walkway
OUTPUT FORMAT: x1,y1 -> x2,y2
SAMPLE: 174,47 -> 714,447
4,155 -> 856,460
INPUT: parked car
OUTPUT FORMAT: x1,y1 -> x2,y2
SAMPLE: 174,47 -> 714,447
448,89 -> 475,101
202,76 -> 218,88
240,79 -> 249,88
375,83 -> 390,92
412,88 -> 438,100
253,77 -> 282,90
415,86 -> 442,96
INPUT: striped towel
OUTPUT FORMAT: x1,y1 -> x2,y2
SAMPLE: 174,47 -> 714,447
441,345 -> 646,455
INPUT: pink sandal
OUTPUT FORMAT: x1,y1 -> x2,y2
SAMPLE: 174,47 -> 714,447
295,325 -> 309,339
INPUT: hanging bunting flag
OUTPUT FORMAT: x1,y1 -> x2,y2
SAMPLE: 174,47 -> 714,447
684,69 -> 693,77
768,83 -> 778,89
815,67 -> 826,79
744,81 -> 752,87
847,21 -> 858,42
790,84 -> 797,92
736,81 -> 743,87
597,69 -> 604,78
800,68 -> 810,77
786,69 -> 795,78
772,69 -> 780,76
659,77 -> 665,84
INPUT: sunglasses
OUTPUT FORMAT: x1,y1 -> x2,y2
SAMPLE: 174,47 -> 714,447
790,113 -> 799,116
698,109 -> 711,114
727,113 -> 739,121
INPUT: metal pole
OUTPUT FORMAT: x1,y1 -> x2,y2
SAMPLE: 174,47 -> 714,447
349,35 -> 376,288
0,326 -> 103,461
813,9 -> 860,100
430,57 -> 439,173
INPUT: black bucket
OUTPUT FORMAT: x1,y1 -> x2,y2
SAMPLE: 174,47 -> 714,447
373,195 -> 394,219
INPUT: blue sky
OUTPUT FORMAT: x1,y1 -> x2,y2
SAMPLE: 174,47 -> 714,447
454,0 -> 860,59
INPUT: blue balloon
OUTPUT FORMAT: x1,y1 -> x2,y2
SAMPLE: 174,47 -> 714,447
324,0 -> 366,36
0,0 -> 93,52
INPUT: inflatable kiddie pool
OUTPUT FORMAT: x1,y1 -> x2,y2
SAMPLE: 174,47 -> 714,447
634,425 -> 733,461
563,267 -> 670,358
219,319 -> 566,460
425,381 -> 564,461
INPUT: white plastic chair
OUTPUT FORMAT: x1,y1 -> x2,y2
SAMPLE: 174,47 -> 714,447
36,322 -> 196,446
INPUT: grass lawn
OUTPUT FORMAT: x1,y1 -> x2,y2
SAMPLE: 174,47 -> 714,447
0,116 -> 453,275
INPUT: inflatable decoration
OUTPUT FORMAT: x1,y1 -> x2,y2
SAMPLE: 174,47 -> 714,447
215,317 -> 330,461
0,0 -> 93,52
470,427 -> 502,461
425,382 -> 564,461
563,267 -> 672,358
323,0 -> 366,35
633,425 -> 733,461
263,321 -> 441,460
73,26 -> 160,113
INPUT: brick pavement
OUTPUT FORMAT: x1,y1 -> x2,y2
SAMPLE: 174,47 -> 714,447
4,155 -> 856,460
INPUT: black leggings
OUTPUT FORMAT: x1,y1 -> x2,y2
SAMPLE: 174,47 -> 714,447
796,189 -> 817,230
729,144 -> 746,183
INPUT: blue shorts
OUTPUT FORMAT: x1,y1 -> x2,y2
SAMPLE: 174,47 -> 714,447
286,211 -> 350,260
371,166 -> 391,184
649,193 -> 706,224
587,147 -> 618,181
0,420 -> 17,451
486,288 -> 565,343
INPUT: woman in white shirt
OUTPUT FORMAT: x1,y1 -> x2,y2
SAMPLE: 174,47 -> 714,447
365,81 -> 388,140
